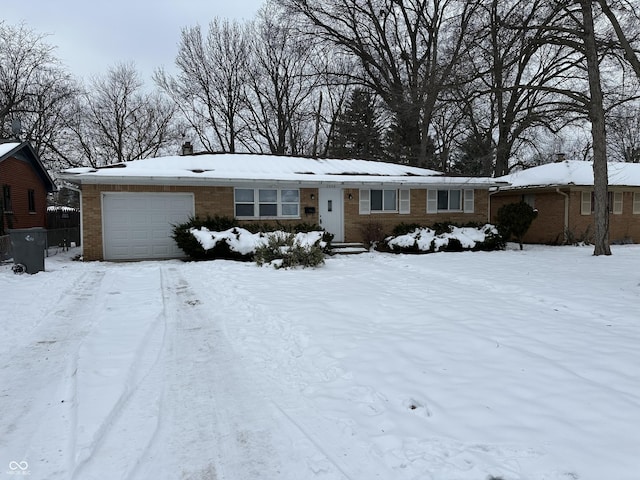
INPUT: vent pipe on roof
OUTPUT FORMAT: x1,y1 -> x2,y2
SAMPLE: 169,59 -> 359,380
181,141 -> 194,156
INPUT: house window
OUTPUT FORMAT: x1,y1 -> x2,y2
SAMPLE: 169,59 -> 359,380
581,191 -> 619,215
2,185 -> 12,212
359,189 -> 410,214
427,189 -> 474,213
371,189 -> 397,212
234,188 -> 299,218
523,194 -> 535,208
634,192 -> 640,214
612,192 -> 623,215
437,189 -> 461,211
28,189 -> 36,213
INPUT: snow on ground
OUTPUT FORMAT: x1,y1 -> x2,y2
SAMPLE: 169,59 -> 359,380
1,245 -> 639,480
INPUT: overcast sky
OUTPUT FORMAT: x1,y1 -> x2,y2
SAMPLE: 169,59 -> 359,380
3,0 -> 265,83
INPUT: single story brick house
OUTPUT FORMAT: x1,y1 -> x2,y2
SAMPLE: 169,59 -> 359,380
61,153 -> 504,261
491,160 -> 640,244
0,141 -> 56,233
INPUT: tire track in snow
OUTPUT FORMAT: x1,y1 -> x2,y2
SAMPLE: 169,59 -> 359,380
67,264 -> 168,480
136,264 -> 358,480
0,268 -> 107,480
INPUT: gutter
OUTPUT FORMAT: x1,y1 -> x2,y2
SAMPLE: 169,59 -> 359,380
555,187 -> 569,244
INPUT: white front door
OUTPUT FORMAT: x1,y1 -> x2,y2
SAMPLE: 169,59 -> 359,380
318,188 -> 344,242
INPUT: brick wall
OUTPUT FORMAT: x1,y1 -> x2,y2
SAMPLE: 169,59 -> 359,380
491,187 -> 640,244
344,188 -> 490,243
0,157 -> 48,231
81,184 -> 322,260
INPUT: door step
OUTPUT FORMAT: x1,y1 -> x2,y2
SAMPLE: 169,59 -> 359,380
329,242 -> 369,255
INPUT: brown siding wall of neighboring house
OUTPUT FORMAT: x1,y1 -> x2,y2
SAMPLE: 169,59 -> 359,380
344,188 -> 489,244
0,157 -> 48,230
491,188 -> 640,245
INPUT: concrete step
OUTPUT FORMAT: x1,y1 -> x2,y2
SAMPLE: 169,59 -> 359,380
329,242 -> 369,255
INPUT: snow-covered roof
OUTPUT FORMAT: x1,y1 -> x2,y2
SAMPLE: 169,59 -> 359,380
497,160 -> 640,189
0,142 -> 20,158
60,153 -> 502,188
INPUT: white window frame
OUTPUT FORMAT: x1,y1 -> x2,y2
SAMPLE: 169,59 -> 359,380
234,188 -> 300,219
581,191 -> 592,215
359,188 -> 408,214
634,192 -> 640,214
427,189 -> 474,213
612,191 -> 623,215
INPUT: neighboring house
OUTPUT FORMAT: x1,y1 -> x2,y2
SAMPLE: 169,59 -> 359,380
60,153 -> 504,261
491,160 -> 640,244
0,141 -> 56,234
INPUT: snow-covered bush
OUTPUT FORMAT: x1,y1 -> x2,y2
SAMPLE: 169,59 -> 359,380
254,231 -> 326,269
380,224 -> 504,254
177,223 -> 328,267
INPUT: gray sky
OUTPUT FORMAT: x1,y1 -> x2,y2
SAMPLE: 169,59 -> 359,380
3,0 -> 264,83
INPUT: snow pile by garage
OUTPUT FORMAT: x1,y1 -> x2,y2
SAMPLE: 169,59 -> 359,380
384,224 -> 502,253
189,226 -> 326,256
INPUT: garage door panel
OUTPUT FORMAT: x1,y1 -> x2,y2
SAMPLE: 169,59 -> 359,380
102,193 -> 194,260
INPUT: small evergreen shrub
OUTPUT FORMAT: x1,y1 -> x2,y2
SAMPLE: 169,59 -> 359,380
496,201 -> 538,250
392,222 -> 423,236
254,232 -> 325,269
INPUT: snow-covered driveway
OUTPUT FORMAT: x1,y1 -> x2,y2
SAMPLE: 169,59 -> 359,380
1,246 -> 639,480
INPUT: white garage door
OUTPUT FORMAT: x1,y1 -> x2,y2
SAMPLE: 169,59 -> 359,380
102,193 -> 194,260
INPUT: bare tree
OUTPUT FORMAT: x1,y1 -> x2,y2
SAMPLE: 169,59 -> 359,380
0,22 -> 78,168
63,63 -> 178,167
243,2 -> 321,155
277,0 -> 481,166
156,19 -> 250,153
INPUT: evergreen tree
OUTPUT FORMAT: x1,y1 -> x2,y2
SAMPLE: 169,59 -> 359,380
451,132 -> 494,176
328,89 -> 383,160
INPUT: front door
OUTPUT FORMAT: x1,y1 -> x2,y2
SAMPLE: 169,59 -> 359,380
318,188 -> 344,242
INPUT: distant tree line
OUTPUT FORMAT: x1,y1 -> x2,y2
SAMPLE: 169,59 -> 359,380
2,1 -> 640,173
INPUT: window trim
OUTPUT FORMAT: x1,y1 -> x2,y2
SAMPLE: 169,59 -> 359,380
633,192 -> 640,214
612,191 -> 623,215
359,188 -> 408,214
427,189 -> 474,213
234,188 -> 300,219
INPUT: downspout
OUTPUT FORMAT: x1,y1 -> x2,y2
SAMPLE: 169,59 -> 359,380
555,187 -> 569,244
488,187 -> 500,224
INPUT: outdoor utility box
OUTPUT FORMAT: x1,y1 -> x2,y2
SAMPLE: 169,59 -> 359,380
9,227 -> 47,274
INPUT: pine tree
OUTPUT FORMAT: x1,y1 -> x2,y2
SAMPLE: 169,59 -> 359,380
328,89 -> 383,160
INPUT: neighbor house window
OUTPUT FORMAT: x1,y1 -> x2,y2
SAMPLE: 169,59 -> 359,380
2,185 -> 12,212
28,189 -> 36,213
359,189 -> 410,214
427,189 -> 474,213
634,192 -> 640,214
612,192 -> 623,214
234,188 -> 299,218
523,194 -> 535,208
581,191 -> 619,215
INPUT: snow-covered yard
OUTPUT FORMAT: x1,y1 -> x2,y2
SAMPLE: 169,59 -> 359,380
1,245 -> 639,480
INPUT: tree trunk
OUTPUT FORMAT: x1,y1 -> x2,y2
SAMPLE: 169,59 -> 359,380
580,0 -> 611,255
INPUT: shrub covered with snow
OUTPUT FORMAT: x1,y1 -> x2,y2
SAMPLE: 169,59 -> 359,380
173,216 -> 332,262
380,224 -> 504,254
254,231 -> 326,269
176,222 -> 329,267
